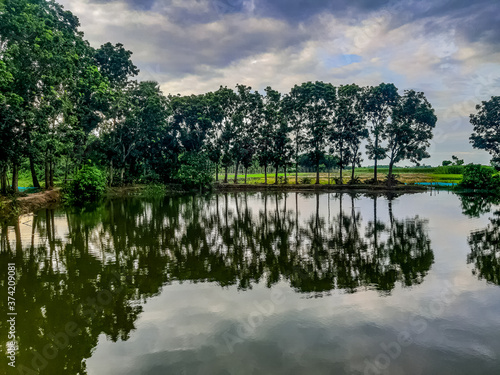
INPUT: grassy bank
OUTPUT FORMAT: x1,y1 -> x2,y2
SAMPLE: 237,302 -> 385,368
217,167 -> 463,185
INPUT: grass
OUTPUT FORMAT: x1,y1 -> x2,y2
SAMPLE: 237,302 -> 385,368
217,168 -> 464,185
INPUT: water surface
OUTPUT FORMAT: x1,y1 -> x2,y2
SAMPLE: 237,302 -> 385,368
1,191 -> 500,374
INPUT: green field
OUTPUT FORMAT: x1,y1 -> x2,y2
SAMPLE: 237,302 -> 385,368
218,167 -> 463,185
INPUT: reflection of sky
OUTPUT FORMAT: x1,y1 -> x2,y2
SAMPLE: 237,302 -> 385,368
80,192 -> 500,375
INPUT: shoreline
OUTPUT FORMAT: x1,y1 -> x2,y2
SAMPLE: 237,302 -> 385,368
213,183 -> 429,194
0,184 -> 432,218
0,189 -> 61,219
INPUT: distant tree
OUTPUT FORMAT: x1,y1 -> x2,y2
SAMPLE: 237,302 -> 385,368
451,155 -> 464,166
330,84 -> 367,184
258,87 -> 279,184
385,90 -> 437,185
470,96 -> 500,166
291,82 -> 336,184
442,160 -> 452,166
283,90 -> 307,184
231,84 -> 261,184
364,83 -> 400,182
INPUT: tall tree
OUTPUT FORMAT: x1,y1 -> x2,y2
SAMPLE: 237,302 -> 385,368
258,87 -> 279,184
330,84 -> 367,184
290,81 -> 336,184
364,83 -> 400,183
469,96 -> 500,166
384,90 -> 437,184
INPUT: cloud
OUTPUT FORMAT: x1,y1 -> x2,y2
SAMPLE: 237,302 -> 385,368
57,0 -> 499,165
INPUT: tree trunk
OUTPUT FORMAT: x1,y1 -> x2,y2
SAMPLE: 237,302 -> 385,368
339,167 -> 343,185
12,163 -> 19,194
29,155 -> 41,188
224,166 -> 228,183
109,159 -> 114,187
1,165 -> 7,195
215,164 -> 219,182
45,159 -> 50,190
316,160 -> 320,185
284,166 -> 287,183
387,160 -> 394,186
328,170 -> 330,185
351,160 -> 355,182
264,165 -> 267,185
234,160 -> 240,184
49,161 -> 54,188
374,135 -> 379,183
275,166 -> 279,185
244,168 -> 248,184
64,155 -> 70,184
120,167 -> 125,185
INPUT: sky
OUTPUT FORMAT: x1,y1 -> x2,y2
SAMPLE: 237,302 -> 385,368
57,0 -> 500,166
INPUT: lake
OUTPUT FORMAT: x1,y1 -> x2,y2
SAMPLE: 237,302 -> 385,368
1,191 -> 500,375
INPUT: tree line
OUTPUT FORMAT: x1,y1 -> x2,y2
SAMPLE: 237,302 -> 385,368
0,0 -> 439,194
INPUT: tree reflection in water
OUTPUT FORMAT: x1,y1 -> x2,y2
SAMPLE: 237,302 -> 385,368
0,193 -> 434,374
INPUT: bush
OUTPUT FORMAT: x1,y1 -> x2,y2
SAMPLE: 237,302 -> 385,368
277,176 -> 288,184
65,165 -> 106,204
459,164 -> 500,191
141,184 -> 167,197
434,165 -> 465,174
383,174 -> 402,186
348,176 -> 362,185
300,177 -> 312,184
175,152 -> 214,190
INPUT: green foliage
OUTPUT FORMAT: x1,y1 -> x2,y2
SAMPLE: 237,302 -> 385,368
434,165 -> 465,175
141,184 -> 167,198
348,176 -> 362,185
470,96 -> 500,162
65,165 -> 106,203
383,174 -> 402,185
300,177 -> 312,184
459,164 -> 500,191
175,152 -> 214,190
277,176 -> 288,184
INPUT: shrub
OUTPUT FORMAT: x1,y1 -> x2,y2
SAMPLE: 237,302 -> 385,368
300,177 -> 312,184
459,164 -> 500,191
364,177 -> 381,185
434,165 -> 465,174
277,176 -> 288,184
141,184 -> 167,197
348,176 -> 362,185
333,177 -> 346,184
175,152 -> 214,190
383,174 -> 402,186
65,165 -> 106,204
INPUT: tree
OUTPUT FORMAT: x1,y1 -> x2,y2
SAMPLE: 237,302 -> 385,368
364,83 -> 400,183
329,84 -> 367,184
442,160 -> 452,166
470,96 -> 500,165
291,82 -> 336,184
231,84 -> 261,184
258,87 -> 279,184
384,90 -> 437,184
0,59 -> 23,193
211,86 -> 238,183
282,90 -> 307,184
452,155 -> 464,166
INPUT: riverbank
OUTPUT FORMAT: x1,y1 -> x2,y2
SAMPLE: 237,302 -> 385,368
214,183 -> 428,194
0,183 -> 431,218
0,189 -> 61,218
